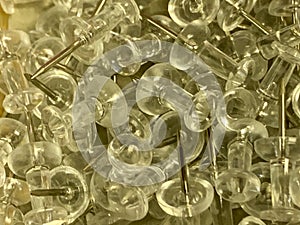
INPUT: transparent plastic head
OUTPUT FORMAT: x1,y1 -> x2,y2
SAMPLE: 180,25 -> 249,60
217,88 -> 258,131
254,136 -> 300,161
3,177 -> 31,206
0,205 -> 24,225
238,216 -> 266,225
215,136 -> 261,204
7,141 -> 62,178
24,207 -> 68,225
0,118 -> 28,163
40,105 -> 70,146
170,20 -> 211,70
107,133 -> 153,171
90,172 -> 149,221
231,30 -> 258,59
168,0 -> 220,27
269,0 -> 300,17
217,0 -> 257,32
0,29 -> 31,59
50,166 -> 89,224
34,69 -> 78,116
0,0 -> 14,14
150,111 -> 204,165
156,177 -> 214,217
136,63 -> 188,115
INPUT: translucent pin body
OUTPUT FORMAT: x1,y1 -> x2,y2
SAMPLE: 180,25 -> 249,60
31,0 -> 140,79
50,166 -> 89,224
90,172 -> 148,221
168,0 -> 220,27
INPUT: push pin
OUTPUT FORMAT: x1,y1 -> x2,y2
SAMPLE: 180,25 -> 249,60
31,0 -> 140,79
156,130 -> 214,218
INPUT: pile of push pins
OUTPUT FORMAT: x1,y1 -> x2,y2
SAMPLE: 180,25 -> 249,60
1,0 -> 300,224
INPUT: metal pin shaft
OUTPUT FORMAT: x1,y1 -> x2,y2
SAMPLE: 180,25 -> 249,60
25,110 -> 36,143
177,131 -> 190,204
155,135 -> 177,148
31,40 -> 83,79
91,0 -> 107,17
292,0 -> 300,30
54,63 -> 82,79
206,127 -> 218,179
145,15 -> 245,55
279,78 -> 287,158
238,8 -> 271,35
30,188 -> 70,197
141,14 -> 198,51
224,0 -> 271,35
292,0 -> 300,71
83,153 -> 104,172
141,14 -> 178,40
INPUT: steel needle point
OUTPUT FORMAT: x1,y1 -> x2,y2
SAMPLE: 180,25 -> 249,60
177,131 -> 191,209
31,40 -> 84,79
